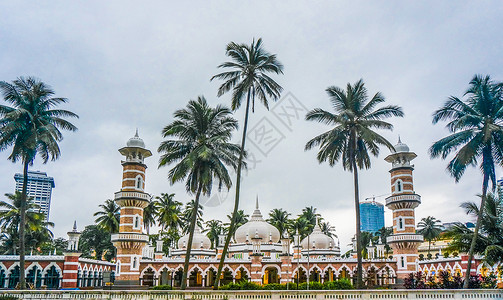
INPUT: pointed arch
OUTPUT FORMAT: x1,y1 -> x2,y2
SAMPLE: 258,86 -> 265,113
41,262 -> 62,277
140,264 -> 157,277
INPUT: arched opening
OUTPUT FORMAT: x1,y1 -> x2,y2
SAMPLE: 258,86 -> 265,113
324,267 -> 335,282
189,268 -> 203,287
293,268 -> 307,284
136,176 -> 143,189
77,270 -> 82,287
159,268 -> 171,286
398,218 -> 404,230
221,267 -> 234,285
43,266 -> 61,289
26,266 -> 42,288
263,267 -> 279,284
235,267 -> 249,283
7,266 -> 20,289
366,267 -> 377,287
173,269 -> 183,287
396,180 -> 402,192
339,267 -> 350,280
206,269 -> 216,287
0,269 -> 6,288
134,216 -> 140,229
142,268 -> 155,287
309,268 -> 321,282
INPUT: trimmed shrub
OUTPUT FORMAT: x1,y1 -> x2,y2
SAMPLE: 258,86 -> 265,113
219,281 -> 262,290
263,283 -> 285,290
0,297 -> 18,300
323,278 -> 354,290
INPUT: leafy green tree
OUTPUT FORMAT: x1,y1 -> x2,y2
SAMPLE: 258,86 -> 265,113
203,219 -> 224,248
156,193 -> 183,234
429,75 -> 503,287
267,209 -> 291,238
143,199 -> 159,235
181,199 -> 204,234
0,77 -> 78,288
445,192 -> 503,266
93,199 -> 120,233
79,225 -> 115,261
225,210 -> 249,237
299,206 -> 321,231
320,221 -> 337,239
375,226 -> 393,258
305,79 -> 403,288
417,216 -> 443,256
158,96 -> 241,289
39,237 -> 67,255
211,38 -> 283,289
289,217 -> 311,240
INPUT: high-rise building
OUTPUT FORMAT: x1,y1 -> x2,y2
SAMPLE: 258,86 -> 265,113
359,200 -> 385,233
14,171 -> 55,221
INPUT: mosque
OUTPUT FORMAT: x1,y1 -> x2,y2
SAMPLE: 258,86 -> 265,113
0,132 -> 489,289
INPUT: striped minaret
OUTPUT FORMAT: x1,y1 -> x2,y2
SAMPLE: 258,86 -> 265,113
111,130 -> 152,286
384,138 -> 423,283
62,221 -> 81,289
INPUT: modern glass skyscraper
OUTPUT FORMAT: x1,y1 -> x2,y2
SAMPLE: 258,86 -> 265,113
14,171 -> 55,221
359,200 -> 385,233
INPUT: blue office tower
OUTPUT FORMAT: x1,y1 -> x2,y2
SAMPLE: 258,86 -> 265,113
14,171 -> 55,221
360,200 -> 385,233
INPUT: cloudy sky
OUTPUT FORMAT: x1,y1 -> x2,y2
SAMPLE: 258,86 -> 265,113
1,1 -> 502,252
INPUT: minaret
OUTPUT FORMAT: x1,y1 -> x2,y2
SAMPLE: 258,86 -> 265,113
111,130 -> 152,287
62,221 -> 81,289
384,138 -> 423,283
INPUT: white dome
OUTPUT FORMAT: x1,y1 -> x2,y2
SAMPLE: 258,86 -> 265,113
126,130 -> 146,148
177,227 -> 211,249
234,197 -> 281,244
393,137 -> 409,153
301,222 -> 335,249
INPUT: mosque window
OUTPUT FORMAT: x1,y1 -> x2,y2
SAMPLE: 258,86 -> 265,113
398,217 -> 404,230
401,257 -> 405,268
132,257 -> 137,269
396,180 -> 402,192
134,215 -> 140,229
136,176 -> 143,189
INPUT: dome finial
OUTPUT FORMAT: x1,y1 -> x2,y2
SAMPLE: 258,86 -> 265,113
398,135 -> 401,143
73,220 -> 77,232
256,195 -> 259,209
135,128 -> 139,137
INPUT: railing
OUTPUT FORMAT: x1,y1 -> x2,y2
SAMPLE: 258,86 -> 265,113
114,191 -> 151,201
385,194 -> 421,205
111,233 -> 149,242
387,234 -> 424,243
1,289 -> 502,300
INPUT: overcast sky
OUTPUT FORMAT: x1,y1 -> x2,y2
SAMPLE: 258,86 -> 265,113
1,1 -> 502,252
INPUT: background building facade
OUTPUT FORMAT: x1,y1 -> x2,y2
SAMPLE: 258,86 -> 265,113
359,200 -> 385,233
14,171 -> 55,221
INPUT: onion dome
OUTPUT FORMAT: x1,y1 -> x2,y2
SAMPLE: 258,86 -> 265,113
127,129 -> 146,148
393,136 -> 409,153
301,220 -> 335,249
234,196 -> 281,244
177,227 -> 211,249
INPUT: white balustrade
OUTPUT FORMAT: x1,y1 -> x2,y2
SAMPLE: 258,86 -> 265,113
387,234 -> 424,243
385,194 -> 421,205
111,233 -> 149,242
114,191 -> 151,201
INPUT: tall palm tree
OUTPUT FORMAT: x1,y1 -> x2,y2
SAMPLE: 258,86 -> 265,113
417,216 -> 443,257
289,217 -> 311,240
299,206 -> 321,230
93,199 -> 120,233
375,226 -> 393,258
203,219 -> 224,248
143,200 -> 159,235
181,199 -> 204,234
429,75 -> 503,287
224,210 -> 249,238
155,193 -> 183,234
320,221 -> 337,239
158,96 -> 241,289
305,79 -> 403,288
445,193 -> 503,266
0,77 -> 78,288
211,38 -> 283,288
267,208 -> 291,238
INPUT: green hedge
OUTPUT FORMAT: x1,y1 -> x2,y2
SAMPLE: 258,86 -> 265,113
151,284 -> 173,290
219,279 -> 353,290
0,297 -> 19,300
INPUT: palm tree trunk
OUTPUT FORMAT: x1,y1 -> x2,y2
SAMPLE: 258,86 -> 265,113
180,184 -> 203,290
213,89 -> 252,289
350,130 -> 363,289
428,240 -> 431,257
462,173 -> 488,288
19,159 -> 29,289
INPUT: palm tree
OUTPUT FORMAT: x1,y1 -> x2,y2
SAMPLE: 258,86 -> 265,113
305,79 -> 403,288
155,193 -> 183,234
0,192 -> 54,254
158,96 -> 241,289
445,193 -> 503,266
224,210 -> 249,237
375,226 -> 393,258
203,220 -> 224,248
429,75 -> 503,287
417,216 -> 443,257
181,199 -> 204,234
320,221 -> 337,239
211,38 -> 284,288
267,209 -> 291,238
0,77 -> 77,288
143,200 -> 159,235
93,199 -> 120,233
289,217 -> 311,240
299,206 -> 321,230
